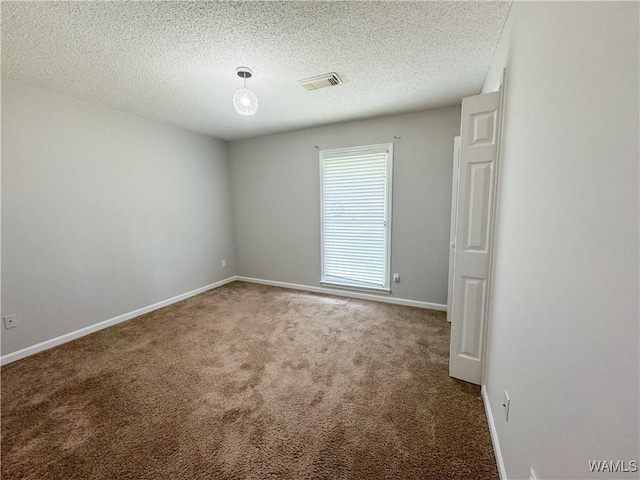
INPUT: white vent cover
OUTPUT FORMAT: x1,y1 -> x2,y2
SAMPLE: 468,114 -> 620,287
300,72 -> 342,91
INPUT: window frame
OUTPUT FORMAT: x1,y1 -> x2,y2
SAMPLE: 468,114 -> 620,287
319,143 -> 394,294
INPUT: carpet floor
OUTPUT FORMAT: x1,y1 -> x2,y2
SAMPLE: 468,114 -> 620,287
1,282 -> 498,480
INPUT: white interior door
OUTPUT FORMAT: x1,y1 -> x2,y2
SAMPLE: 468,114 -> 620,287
449,91 -> 502,385
447,136 -> 461,323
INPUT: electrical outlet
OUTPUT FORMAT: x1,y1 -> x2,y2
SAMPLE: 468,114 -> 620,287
3,314 -> 18,329
393,273 -> 400,283
528,467 -> 537,480
221,260 -> 226,268
502,391 -> 510,422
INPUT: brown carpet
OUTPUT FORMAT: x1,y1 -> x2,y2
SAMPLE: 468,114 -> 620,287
1,282 -> 498,480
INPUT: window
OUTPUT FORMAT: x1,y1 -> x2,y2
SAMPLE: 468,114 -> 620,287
320,143 -> 393,293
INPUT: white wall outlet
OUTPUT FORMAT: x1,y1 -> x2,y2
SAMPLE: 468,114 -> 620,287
528,467 -> 537,480
393,273 -> 400,283
3,314 -> 18,329
221,260 -> 226,268
502,390 -> 510,422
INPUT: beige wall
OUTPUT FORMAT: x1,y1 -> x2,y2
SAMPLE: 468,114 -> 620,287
229,107 -> 461,305
482,3 -> 639,479
1,78 -> 236,356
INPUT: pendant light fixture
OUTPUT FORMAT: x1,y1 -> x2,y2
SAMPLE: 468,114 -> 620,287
233,67 -> 258,116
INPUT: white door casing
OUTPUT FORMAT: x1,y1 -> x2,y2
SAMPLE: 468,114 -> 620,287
449,91 -> 502,385
447,136 -> 461,323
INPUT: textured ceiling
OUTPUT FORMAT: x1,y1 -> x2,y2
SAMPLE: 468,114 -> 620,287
2,1 -> 511,141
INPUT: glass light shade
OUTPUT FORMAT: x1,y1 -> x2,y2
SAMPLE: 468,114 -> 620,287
233,87 -> 258,115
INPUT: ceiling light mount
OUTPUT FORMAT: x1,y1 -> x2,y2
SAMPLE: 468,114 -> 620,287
236,67 -> 253,79
233,67 -> 258,116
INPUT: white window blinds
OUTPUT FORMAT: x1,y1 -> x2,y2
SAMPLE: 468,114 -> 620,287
320,144 -> 393,292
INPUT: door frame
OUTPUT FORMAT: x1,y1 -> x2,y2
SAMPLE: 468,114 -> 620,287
480,67 -> 508,386
449,75 -> 507,385
447,136 -> 461,323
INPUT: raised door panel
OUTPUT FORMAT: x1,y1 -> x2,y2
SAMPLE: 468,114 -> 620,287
460,277 -> 486,359
464,162 -> 494,252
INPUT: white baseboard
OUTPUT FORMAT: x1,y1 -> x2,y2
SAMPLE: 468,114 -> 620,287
482,385 -> 507,480
2,275 -> 445,366
235,276 -> 447,312
0,276 -> 237,366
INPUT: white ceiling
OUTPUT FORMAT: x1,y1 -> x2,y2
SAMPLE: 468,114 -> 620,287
2,1 -> 511,141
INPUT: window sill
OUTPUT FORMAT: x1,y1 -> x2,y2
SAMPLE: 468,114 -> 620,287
320,281 -> 391,295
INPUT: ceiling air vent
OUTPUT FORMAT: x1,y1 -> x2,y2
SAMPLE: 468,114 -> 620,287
300,72 -> 342,91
